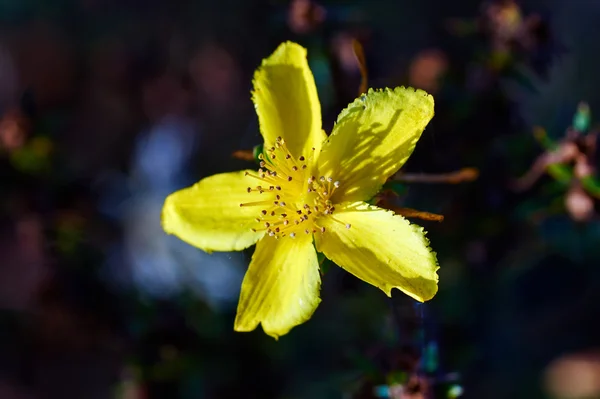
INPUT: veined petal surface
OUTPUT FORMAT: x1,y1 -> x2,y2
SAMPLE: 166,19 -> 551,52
235,233 -> 321,339
253,42 -> 326,162
317,87 -> 434,203
162,171 -> 265,252
315,201 -> 438,302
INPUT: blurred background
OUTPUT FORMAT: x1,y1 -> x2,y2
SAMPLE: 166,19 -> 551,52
1,0 -> 600,398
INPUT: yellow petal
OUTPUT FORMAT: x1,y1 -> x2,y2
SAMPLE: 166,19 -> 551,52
315,201 -> 438,302
234,234 -> 321,339
317,87 -> 434,203
253,41 -> 326,162
162,171 -> 265,252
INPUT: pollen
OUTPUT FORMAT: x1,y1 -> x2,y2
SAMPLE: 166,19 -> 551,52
237,136 -> 341,239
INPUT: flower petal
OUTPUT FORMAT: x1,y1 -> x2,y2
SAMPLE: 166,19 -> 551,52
234,234 -> 321,339
317,87 -> 434,203
253,41 -> 326,162
315,201 -> 439,302
162,171 -> 265,252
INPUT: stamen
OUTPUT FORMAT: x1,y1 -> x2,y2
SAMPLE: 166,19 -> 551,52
240,200 -> 273,207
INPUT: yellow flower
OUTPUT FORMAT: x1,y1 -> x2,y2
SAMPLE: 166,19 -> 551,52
162,42 -> 439,338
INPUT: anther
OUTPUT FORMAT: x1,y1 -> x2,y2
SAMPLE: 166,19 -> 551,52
285,154 -> 291,159
261,210 -> 267,215
281,213 -> 287,218
276,186 -> 281,190
327,177 -> 333,183
276,195 -> 281,200
270,211 -> 275,216
346,223 -> 351,229
299,156 -> 305,161
292,166 -> 298,171
265,222 -> 270,227
247,187 -> 251,193
334,181 -> 340,188
290,232 -> 296,238
319,176 -> 325,182
283,220 -> 289,226
287,176 -> 293,181
296,210 -> 302,215
280,202 -> 286,207
305,229 -> 310,234
302,165 -> 307,169
269,186 -> 274,190
320,227 -> 326,233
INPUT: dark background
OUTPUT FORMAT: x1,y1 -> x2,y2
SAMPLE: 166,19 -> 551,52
1,0 -> 600,398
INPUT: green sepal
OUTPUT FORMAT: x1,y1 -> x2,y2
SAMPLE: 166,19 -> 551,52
380,181 -> 409,198
253,143 -> 264,164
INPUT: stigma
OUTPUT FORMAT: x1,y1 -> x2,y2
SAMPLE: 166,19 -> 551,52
238,136 -> 349,238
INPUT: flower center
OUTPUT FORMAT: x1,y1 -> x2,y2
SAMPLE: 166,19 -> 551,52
239,136 -> 350,239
